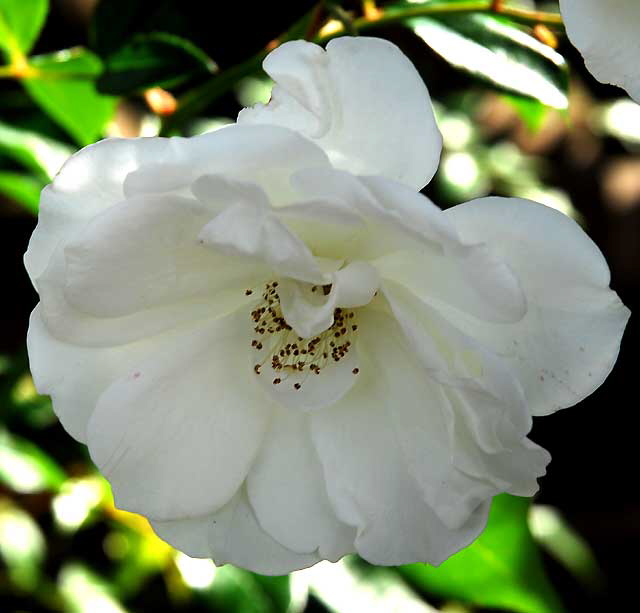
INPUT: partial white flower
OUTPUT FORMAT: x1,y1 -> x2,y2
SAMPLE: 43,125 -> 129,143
25,37 -> 629,575
560,0 -> 640,103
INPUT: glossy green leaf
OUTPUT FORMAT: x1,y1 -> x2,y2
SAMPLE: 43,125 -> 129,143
97,32 -> 216,95
0,429 -> 67,493
409,12 -> 568,109
0,170 -> 43,213
399,495 -> 565,613
23,48 -> 117,146
0,120 -> 72,179
0,0 -> 48,59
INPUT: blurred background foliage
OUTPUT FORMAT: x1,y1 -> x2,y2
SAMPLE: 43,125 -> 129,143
0,1 -> 637,612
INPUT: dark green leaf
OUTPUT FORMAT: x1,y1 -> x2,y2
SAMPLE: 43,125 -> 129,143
409,12 -> 568,108
399,495 -> 565,613
23,48 -> 118,146
0,170 -> 43,212
0,0 -> 48,59
96,32 -> 216,95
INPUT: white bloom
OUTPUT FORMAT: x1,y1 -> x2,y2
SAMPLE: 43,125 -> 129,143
25,37 -> 629,575
560,0 -> 640,103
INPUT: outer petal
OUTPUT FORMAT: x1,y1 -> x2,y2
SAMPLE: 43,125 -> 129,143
311,319 -> 492,566
152,488 -> 320,575
444,197 -> 630,415
247,407 -> 355,559
87,311 -> 270,521
560,0 -> 640,103
360,303 -> 548,529
238,37 -> 442,189
27,305 -> 178,443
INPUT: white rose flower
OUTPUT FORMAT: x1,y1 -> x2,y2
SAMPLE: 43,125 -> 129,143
25,37 -> 629,575
560,0 -> 640,103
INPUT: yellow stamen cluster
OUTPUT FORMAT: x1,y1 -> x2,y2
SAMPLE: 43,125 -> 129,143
248,281 -> 359,390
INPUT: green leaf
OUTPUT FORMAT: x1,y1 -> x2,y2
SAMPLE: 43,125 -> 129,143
408,12 -> 568,109
0,120 -> 72,179
0,429 -> 67,493
399,495 -> 565,613
96,32 -> 216,95
502,93 -> 552,133
23,48 -> 118,146
0,0 -> 48,59
0,170 -> 44,212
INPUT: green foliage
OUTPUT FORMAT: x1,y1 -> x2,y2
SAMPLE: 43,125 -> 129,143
0,429 -> 67,493
97,32 -> 217,95
408,12 -> 568,109
0,0 -> 48,59
23,49 -> 117,146
400,494 -> 565,613
0,170 -> 43,212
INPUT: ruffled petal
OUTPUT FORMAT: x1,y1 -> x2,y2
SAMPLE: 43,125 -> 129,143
122,124 -> 330,205
197,179 -> 325,284
247,406 -> 355,559
311,317 -> 492,565
87,310 -> 270,520
152,488 -> 320,574
25,124 -> 330,288
444,197 -> 630,415
560,0 -> 640,103
238,37 -> 441,190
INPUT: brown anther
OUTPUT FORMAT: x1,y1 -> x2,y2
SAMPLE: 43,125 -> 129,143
352,368 -> 360,375
273,378 -> 281,385
245,289 -> 253,295
294,383 -> 301,390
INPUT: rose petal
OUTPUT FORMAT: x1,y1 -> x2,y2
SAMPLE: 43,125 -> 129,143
560,0 -> 640,103
311,324 -> 492,565
87,310 -> 270,520
238,37 -> 442,189
357,308 -> 548,530
62,193 -> 262,318
444,197 -> 630,415
247,406 -> 355,558
152,488 -> 320,574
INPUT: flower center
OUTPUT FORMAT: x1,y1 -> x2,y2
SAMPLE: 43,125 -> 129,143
247,281 -> 359,390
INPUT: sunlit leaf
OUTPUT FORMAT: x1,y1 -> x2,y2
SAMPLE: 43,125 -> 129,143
409,12 -> 568,109
0,0 -> 48,59
59,563 -> 128,613
0,119 -> 72,179
298,558 -> 431,613
0,170 -> 44,213
530,505 -> 605,592
0,429 -> 66,493
399,494 -> 565,613
97,32 -> 217,95
0,500 -> 45,590
23,48 -> 117,146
